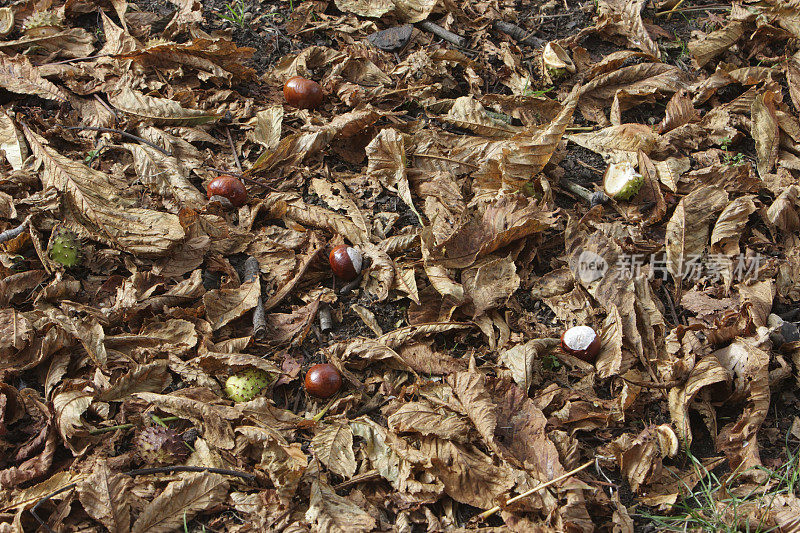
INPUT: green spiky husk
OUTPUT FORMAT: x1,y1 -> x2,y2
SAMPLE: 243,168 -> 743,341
49,229 -> 79,268
134,426 -> 189,466
225,369 -> 271,402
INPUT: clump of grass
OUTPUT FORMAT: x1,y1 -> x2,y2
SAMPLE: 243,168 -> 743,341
219,0 -> 247,29
639,442 -> 800,532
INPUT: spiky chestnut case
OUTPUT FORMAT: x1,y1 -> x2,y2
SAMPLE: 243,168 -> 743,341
225,369 -> 271,402
48,228 -> 79,268
134,426 -> 189,466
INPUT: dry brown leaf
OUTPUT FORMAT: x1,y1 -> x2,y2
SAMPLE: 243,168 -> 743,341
0,111 -> 27,170
712,339 -> 770,474
752,90 -> 780,178
657,90 -> 698,134
443,97 -> 518,138
23,126 -> 185,257
688,21 -> 744,68
0,54 -> 68,103
0,309 -> 32,361
568,123 -> 662,162
130,472 -> 229,533
311,422 -> 357,478
109,87 -> 220,126
203,277 -> 261,331
498,339 -> 557,393
665,185 -> 728,287
248,105 -> 283,150
77,461 -> 131,533
579,63 -> 686,125
134,391 -> 238,449
422,436 -> 515,508
0,28 -> 95,58
116,38 -> 257,82
305,480 -> 377,533
388,401 -> 472,442
668,355 -> 731,446
462,254 -> 520,318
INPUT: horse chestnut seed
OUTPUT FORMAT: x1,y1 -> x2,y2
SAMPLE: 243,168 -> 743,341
304,363 -> 342,399
329,245 -> 362,281
283,76 -> 324,110
560,325 -> 601,363
207,175 -> 247,207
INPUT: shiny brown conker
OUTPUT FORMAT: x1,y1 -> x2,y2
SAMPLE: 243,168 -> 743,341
207,175 -> 247,207
329,245 -> 362,281
304,363 -> 342,399
283,76 -> 324,110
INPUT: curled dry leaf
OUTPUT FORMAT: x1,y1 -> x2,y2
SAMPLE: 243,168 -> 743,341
23,126 -> 185,257
311,422 -> 357,478
130,473 -> 229,533
306,480 -> 377,533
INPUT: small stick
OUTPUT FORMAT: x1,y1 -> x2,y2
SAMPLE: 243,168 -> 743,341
475,460 -> 593,521
37,54 -> 111,67
333,470 -> 381,490
242,256 -> 267,340
92,94 -> 117,119
318,304 -> 333,333
225,127 -> 243,174
655,0 -> 685,18
561,178 -> 608,206
88,416 -> 181,435
0,215 -> 31,245
619,376 -> 682,389
416,20 -> 467,48
492,20 -> 544,48
65,126 -> 171,156
124,465 -> 255,480
655,4 -> 730,16
565,126 -> 595,132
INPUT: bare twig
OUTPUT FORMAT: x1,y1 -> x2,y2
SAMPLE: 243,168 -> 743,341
87,416 -> 181,435
655,4 -> 730,16
66,126 -> 171,156
560,178 -> 607,207
474,460 -> 593,521
492,20 -> 544,48
243,256 -> 267,340
37,54 -> 111,67
0,215 -> 31,245
416,20 -> 467,48
333,470 -> 381,490
124,466 -> 256,480
225,127 -> 243,174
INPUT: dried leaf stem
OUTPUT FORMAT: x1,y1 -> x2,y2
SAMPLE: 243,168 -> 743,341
474,460 -> 593,521
65,126 -> 172,156
88,416 -> 181,435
